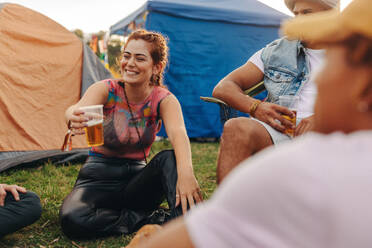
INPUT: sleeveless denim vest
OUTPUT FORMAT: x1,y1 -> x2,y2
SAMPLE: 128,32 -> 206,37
261,37 -> 310,104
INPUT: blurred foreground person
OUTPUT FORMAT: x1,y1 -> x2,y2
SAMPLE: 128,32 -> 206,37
59,30 -> 202,239
133,0 -> 372,247
0,184 -> 42,238
214,0 -> 339,183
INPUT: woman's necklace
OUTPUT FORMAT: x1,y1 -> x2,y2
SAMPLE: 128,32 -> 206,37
121,81 -> 148,164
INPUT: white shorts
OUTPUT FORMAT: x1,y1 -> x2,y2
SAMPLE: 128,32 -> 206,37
251,117 -> 292,145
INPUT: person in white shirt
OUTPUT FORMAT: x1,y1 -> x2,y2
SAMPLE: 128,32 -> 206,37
131,0 -> 372,247
213,0 -> 339,183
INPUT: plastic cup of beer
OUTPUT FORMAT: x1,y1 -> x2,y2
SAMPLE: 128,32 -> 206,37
278,95 -> 299,137
79,105 -> 104,147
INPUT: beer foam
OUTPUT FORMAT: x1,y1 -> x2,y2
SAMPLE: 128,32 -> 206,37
80,104 -> 103,111
87,119 -> 103,127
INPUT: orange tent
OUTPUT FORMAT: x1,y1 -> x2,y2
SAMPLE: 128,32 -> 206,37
0,3 -> 112,171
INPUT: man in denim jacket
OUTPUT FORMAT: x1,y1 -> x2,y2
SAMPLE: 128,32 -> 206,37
212,0 -> 339,183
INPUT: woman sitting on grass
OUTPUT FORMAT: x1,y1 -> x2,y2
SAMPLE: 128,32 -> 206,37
59,29 -> 202,239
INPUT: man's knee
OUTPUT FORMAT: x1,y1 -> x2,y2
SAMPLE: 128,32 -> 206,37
222,118 -> 258,144
220,117 -> 274,159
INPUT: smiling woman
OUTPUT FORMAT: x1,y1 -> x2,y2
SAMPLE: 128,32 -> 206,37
59,29 -> 203,239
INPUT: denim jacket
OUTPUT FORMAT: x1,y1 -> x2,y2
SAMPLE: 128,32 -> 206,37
261,37 -> 310,104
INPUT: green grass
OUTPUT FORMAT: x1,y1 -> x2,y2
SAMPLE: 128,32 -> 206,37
0,141 -> 219,247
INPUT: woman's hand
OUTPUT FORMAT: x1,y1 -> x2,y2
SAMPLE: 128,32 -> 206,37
295,115 -> 315,137
253,102 -> 295,132
64,81 -> 109,135
175,171 -> 203,214
67,108 -> 89,135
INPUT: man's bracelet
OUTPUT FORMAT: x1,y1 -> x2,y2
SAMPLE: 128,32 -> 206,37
249,99 -> 261,117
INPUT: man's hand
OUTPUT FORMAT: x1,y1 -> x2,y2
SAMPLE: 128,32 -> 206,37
295,115 -> 315,137
253,102 -> 295,132
0,184 -> 27,207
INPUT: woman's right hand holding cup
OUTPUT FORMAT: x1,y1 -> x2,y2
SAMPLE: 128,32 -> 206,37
68,108 -> 88,135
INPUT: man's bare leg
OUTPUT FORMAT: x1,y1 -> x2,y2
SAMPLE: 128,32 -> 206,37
217,117 -> 273,184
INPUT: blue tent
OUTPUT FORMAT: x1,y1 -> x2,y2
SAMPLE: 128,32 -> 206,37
111,0 -> 289,138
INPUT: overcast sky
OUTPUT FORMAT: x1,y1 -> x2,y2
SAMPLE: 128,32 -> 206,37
1,0 -> 352,33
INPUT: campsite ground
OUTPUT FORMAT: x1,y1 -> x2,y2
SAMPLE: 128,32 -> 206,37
0,140 -> 219,248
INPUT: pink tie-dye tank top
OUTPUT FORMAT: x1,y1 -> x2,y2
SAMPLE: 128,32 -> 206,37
91,79 -> 171,160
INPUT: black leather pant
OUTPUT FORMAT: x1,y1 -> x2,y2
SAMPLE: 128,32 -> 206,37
59,149 -> 182,239
0,191 -> 42,237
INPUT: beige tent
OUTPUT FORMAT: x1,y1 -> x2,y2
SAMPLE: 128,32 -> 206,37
0,3 -> 112,171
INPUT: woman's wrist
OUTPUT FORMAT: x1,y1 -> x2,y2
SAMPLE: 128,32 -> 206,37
177,166 -> 195,177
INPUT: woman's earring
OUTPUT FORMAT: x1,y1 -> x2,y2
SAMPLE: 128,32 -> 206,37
150,74 -> 159,85
357,101 -> 369,113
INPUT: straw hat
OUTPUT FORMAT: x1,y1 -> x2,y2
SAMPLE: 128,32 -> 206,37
282,0 -> 372,46
285,0 -> 339,12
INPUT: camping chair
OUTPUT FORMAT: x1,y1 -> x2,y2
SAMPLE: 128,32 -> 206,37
200,81 -> 266,125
